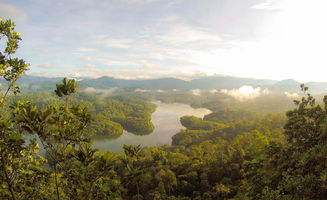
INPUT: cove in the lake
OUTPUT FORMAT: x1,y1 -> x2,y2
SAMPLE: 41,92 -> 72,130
92,101 -> 211,153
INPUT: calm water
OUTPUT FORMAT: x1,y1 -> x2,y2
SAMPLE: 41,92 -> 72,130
92,101 -> 211,153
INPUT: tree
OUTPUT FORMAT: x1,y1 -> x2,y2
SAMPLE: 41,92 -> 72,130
0,19 -> 29,105
54,77 -> 78,97
0,19 -> 123,200
0,18 -> 48,200
243,85 -> 327,199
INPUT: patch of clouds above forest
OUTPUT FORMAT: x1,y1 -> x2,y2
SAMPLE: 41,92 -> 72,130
135,88 -> 151,93
190,89 -> 201,96
284,92 -> 299,98
83,87 -> 118,97
220,86 -> 271,101
209,89 -> 219,94
188,86 -> 272,100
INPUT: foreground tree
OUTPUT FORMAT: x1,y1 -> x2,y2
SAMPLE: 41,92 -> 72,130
243,85 -> 327,199
0,19 -> 123,200
0,18 -> 49,200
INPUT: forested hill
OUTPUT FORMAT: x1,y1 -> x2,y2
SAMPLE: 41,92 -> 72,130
12,75 -> 327,94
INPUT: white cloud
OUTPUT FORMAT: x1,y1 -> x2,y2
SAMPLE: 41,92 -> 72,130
37,63 -> 54,68
102,60 -> 138,66
100,59 -> 158,69
190,89 -> 201,96
0,3 -> 28,24
251,0 -> 280,10
137,60 -> 158,69
218,0 -> 327,82
209,89 -> 218,94
156,24 -> 222,44
103,38 -> 133,49
84,63 -> 97,69
78,64 -> 208,80
124,0 -> 162,4
221,85 -> 271,101
35,48 -> 50,56
83,56 -> 95,61
87,18 -> 226,73
76,48 -> 97,52
26,0 -> 327,83
84,87 -> 118,97
82,0 -> 325,83
262,88 -> 272,95
135,88 -> 151,92
284,92 -> 299,98
74,15 -> 230,78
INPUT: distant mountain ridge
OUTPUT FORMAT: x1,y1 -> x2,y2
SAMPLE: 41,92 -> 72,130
8,75 -> 327,94
78,76 -> 279,90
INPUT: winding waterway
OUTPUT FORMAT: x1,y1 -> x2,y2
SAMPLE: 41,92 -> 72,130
92,101 -> 211,153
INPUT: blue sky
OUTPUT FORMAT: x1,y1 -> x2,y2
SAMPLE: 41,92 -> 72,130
1,0 -> 327,81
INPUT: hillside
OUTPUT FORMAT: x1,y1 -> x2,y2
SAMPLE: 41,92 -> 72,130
13,75 -> 327,94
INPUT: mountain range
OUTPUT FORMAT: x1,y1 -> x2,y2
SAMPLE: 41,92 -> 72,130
3,75 -> 327,94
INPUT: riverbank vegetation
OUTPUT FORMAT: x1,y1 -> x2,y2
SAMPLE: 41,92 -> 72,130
2,92 -> 156,138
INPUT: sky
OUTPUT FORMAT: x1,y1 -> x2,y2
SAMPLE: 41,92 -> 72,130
0,0 -> 327,82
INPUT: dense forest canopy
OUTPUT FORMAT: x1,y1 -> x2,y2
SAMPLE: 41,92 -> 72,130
6,92 -> 156,137
1,19 -> 327,200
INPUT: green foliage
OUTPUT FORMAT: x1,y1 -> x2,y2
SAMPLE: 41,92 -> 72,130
0,18 -> 46,200
54,77 -> 78,97
113,117 -> 154,135
242,86 -> 327,200
156,90 -> 297,113
93,113 -> 124,137
0,19 -> 29,105
180,116 -> 226,130
204,109 -> 257,123
4,91 -> 156,138
0,119 -> 49,199
0,20 -> 125,199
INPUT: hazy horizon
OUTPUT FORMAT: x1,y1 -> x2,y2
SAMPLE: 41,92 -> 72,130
1,0 -> 326,82
18,73 -> 326,84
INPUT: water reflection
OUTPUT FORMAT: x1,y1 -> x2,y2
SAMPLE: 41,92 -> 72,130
92,101 -> 211,153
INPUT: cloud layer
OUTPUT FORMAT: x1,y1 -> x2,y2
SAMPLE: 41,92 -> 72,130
1,0 -> 327,82
221,86 -> 271,101
0,3 -> 27,24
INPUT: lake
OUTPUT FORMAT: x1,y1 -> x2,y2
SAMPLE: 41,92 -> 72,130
92,101 -> 211,153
